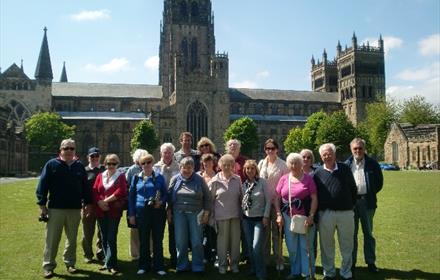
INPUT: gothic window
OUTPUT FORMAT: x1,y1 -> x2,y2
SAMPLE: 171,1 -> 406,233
82,134 -> 94,156
362,85 -> 366,98
187,101 -> 208,144
179,1 -> 188,21
181,38 -> 188,59
392,142 -> 399,162
163,133 -> 173,143
255,103 -> 264,114
412,150 -> 417,161
191,1 -> 199,19
108,135 -> 120,153
270,104 -> 278,115
191,38 -> 198,70
5,99 -> 30,126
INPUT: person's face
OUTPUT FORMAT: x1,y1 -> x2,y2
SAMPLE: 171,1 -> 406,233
180,136 -> 192,149
162,149 -> 173,163
220,161 -> 233,173
202,160 -> 214,171
320,148 -> 336,166
228,142 -> 239,154
140,158 -> 153,173
264,144 -> 278,156
301,152 -> 313,167
60,145 -> 76,161
105,159 -> 119,171
88,153 -> 100,164
180,164 -> 194,178
245,165 -> 257,180
199,143 -> 211,154
351,143 -> 365,161
289,160 -> 302,173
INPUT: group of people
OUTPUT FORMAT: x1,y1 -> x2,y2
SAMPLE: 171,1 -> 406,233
36,132 -> 383,280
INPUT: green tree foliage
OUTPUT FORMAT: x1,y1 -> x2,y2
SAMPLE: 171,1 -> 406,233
399,95 -> 440,125
130,120 -> 159,153
302,111 -> 328,151
223,117 -> 258,157
283,127 -> 305,154
25,112 -> 75,152
315,111 -> 357,158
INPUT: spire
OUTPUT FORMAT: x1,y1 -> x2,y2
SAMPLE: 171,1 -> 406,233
378,34 -> 384,51
34,27 -> 53,82
20,59 -> 24,71
322,48 -> 327,63
60,61 -> 68,82
352,31 -> 358,48
311,55 -> 315,66
337,40 -> 342,56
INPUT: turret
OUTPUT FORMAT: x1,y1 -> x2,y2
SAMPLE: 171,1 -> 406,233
352,31 -> 357,49
60,61 -> 68,82
378,34 -> 384,52
336,40 -> 342,57
311,55 -> 315,66
34,27 -> 53,83
322,49 -> 327,64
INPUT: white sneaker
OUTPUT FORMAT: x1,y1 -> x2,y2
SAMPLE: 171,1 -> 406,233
276,263 -> 284,271
157,270 -> 166,276
214,260 -> 219,268
137,269 -> 146,275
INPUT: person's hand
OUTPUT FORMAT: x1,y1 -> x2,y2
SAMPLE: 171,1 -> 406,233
305,215 -> 314,227
83,204 -> 93,218
97,200 -> 109,211
39,205 -> 48,216
154,200 -> 162,209
129,216 -> 136,226
262,217 -> 269,227
276,213 -> 284,227
200,211 -> 209,225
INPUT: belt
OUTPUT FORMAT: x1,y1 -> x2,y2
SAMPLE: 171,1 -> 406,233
357,194 -> 367,199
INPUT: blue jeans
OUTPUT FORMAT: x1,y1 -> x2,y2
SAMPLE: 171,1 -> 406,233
173,210 -> 204,272
353,197 -> 376,266
97,215 -> 121,269
136,206 -> 166,271
242,218 -> 266,278
283,213 -> 315,277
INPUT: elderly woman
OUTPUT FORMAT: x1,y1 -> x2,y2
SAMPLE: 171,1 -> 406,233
196,137 -> 221,172
300,149 -> 316,175
209,154 -> 242,274
93,154 -> 127,275
258,138 -> 288,270
128,154 -> 168,276
225,139 -> 247,182
275,153 -> 318,280
167,157 -> 211,273
125,149 -> 149,261
241,160 -> 271,280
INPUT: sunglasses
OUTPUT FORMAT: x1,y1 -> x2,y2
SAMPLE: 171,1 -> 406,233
141,161 -> 152,165
200,144 -> 210,148
106,162 -> 118,166
90,154 -> 99,158
61,147 -> 75,151
265,146 -> 276,151
303,156 -> 311,159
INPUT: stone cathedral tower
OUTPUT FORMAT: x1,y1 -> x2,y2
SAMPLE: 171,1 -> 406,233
158,0 -> 229,147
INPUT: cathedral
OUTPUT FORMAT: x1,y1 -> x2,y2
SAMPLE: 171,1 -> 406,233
0,0 -> 385,175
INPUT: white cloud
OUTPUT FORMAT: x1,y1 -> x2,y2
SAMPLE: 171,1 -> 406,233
387,78 -> 440,105
256,70 -> 270,78
419,33 -> 440,56
70,9 -> 111,22
85,58 -> 130,72
144,55 -> 159,71
232,80 -> 258,88
362,36 -> 403,56
395,62 -> 440,81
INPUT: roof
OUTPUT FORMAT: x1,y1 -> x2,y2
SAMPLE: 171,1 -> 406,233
229,88 -> 339,103
0,63 -> 30,80
52,82 -> 163,99
230,114 -> 307,122
34,27 -> 53,81
58,111 -> 149,121
398,123 -> 440,139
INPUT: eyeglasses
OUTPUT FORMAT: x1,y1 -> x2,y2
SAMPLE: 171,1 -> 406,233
141,161 -> 152,165
265,146 -> 276,151
90,154 -> 99,158
353,147 -> 364,151
200,144 -> 210,148
303,156 -> 311,159
61,147 -> 75,151
106,162 -> 118,166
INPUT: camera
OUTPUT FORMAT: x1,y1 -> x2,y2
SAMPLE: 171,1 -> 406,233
145,190 -> 161,207
39,213 -> 49,222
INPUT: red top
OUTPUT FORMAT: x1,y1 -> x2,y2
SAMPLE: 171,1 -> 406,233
233,155 -> 247,182
93,172 -> 128,218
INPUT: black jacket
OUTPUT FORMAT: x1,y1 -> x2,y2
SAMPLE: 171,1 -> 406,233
345,154 -> 383,209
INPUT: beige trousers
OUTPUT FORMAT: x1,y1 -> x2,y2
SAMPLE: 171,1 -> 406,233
216,218 -> 241,270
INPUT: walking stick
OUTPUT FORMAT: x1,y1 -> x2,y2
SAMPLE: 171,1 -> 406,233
305,226 -> 314,280
277,224 -> 283,278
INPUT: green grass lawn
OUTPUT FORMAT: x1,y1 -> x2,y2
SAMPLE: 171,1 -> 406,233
1,171 -> 439,280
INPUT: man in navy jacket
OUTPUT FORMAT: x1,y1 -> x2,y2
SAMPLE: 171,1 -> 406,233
36,139 -> 92,279
345,138 -> 383,274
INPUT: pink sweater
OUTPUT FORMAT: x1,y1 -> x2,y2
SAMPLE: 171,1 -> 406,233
276,173 -> 316,216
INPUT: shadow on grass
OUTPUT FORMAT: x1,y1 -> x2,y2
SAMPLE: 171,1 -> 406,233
352,267 -> 440,280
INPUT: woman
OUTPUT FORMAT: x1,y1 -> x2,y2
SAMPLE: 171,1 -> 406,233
128,154 -> 168,276
241,160 -> 271,280
125,149 -> 149,261
209,154 -> 242,274
93,154 -> 127,275
153,143 -> 180,267
167,157 -> 211,273
197,153 -> 218,264
300,149 -> 316,175
196,137 -> 221,171
275,153 -> 317,280
258,138 -> 288,270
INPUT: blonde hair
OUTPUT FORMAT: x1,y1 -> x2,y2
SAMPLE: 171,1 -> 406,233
218,154 -> 235,167
300,149 -> 315,163
197,137 -> 217,153
243,159 -> 260,178
132,149 -> 149,163
139,154 -> 155,164
104,154 -> 120,165
286,153 -> 303,169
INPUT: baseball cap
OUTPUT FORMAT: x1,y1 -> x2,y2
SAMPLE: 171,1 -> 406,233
87,147 -> 100,156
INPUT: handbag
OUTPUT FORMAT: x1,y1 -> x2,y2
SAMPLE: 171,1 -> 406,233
288,174 -> 307,234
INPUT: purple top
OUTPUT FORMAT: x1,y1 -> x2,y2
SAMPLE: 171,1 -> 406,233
276,173 -> 317,216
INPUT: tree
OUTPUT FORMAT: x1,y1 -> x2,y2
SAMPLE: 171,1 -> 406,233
223,117 -> 259,157
283,127 -> 305,154
399,95 -> 440,125
25,112 -> 75,152
302,110 -> 329,151
315,111 -> 357,158
130,120 -> 160,153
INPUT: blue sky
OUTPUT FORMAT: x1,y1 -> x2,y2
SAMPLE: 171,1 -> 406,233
1,0 -> 439,105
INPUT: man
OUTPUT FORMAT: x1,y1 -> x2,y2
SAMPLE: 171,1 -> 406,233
82,147 -> 105,263
313,143 -> 357,280
36,139 -> 92,279
345,138 -> 383,273
174,132 -> 199,169
225,139 -> 247,182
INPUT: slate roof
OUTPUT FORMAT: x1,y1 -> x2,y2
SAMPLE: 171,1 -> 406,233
34,27 -> 53,81
0,63 -> 31,80
229,88 -> 339,103
52,82 -> 163,99
230,114 -> 307,122
58,111 -> 148,120
398,123 -> 440,139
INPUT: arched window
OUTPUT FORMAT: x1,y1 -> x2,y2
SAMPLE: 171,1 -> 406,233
191,38 -> 198,70
191,1 -> 199,19
392,142 -> 399,162
187,101 -> 208,144
6,99 -> 31,126
179,1 -> 188,20
108,135 -> 120,154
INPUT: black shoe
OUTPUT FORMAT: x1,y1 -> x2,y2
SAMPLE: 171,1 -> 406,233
368,263 -> 379,273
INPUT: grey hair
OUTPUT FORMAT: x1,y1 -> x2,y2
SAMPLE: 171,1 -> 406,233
218,154 -> 235,167
225,139 -> 241,153
319,143 -> 336,155
286,153 -> 304,169
350,137 -> 366,148
132,149 -> 149,163
300,149 -> 315,163
160,142 -> 176,154
179,156 -> 195,168
60,139 -> 75,148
